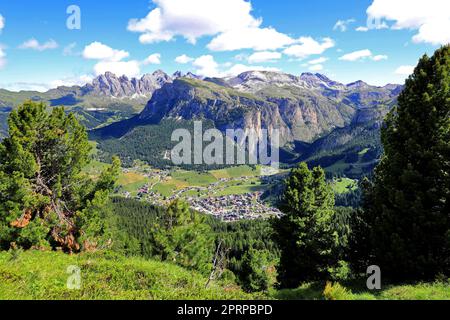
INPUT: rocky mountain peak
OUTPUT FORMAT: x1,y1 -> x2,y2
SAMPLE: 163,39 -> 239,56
347,80 -> 369,89
227,70 -> 305,93
82,71 -> 172,98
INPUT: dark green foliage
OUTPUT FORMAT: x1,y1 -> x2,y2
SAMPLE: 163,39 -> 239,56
209,218 -> 278,289
360,46 -> 450,280
110,198 -> 214,274
240,249 -> 272,292
272,163 -> 346,288
150,199 -> 215,274
0,101 -> 119,252
334,188 -> 362,207
110,197 -> 278,286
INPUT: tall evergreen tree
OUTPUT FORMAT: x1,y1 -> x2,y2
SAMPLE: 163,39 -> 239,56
272,163 -> 340,288
364,46 -> 450,280
0,101 -> 120,252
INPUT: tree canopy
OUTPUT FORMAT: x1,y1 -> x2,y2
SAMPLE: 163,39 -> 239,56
361,45 -> 450,280
0,101 -> 120,252
273,163 -> 345,288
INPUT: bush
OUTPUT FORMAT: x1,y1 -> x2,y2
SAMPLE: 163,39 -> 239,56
323,282 -> 353,300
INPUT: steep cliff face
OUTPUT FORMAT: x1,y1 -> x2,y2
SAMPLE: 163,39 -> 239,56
138,78 -> 294,145
138,71 -> 400,146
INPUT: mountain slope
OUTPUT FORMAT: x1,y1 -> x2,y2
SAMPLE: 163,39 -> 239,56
92,71 -> 402,176
0,250 -> 253,300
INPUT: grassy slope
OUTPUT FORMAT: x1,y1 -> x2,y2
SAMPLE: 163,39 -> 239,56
0,250 -> 254,300
273,281 -> 450,300
331,178 -> 358,194
1,251 -> 448,300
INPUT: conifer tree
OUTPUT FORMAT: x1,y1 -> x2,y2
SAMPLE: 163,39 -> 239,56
365,46 -> 450,280
0,101 -> 120,252
273,163 -> 339,288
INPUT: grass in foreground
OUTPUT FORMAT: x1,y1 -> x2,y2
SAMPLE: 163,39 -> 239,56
1,250 -> 448,300
0,250 -> 254,300
273,281 -> 450,300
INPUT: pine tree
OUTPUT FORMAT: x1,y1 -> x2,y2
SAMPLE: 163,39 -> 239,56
365,46 -> 450,280
0,101 -> 120,252
150,199 -> 215,274
272,163 -> 340,288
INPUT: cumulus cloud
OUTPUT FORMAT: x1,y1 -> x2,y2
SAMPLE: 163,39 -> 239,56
333,19 -> 355,32
127,0 -> 261,45
395,65 -> 415,75
193,55 -> 221,77
127,0 -> 325,53
93,61 -> 141,78
308,64 -> 324,71
0,14 -> 5,33
207,27 -> 295,51
189,54 -> 280,77
82,42 -> 141,77
175,54 -> 194,64
143,53 -> 161,65
283,37 -> 335,59
366,0 -> 450,45
82,42 -> 129,61
19,38 -> 58,51
247,51 -> 282,64
339,49 -> 388,62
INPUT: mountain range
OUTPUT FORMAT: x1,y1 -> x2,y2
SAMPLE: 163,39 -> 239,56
0,70 -> 403,177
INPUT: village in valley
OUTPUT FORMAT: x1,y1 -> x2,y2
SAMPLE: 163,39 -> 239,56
111,163 -> 284,221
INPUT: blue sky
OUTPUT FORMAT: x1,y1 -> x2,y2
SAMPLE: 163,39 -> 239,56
0,0 -> 447,91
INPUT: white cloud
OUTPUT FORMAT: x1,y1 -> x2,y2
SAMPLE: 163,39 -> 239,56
372,54 -> 388,61
307,57 -> 328,65
333,19 -> 355,32
0,14 -> 5,33
143,53 -> 161,65
63,42 -> 77,56
193,55 -> 221,77
127,0 -> 324,52
309,64 -> 324,71
339,49 -> 388,62
94,61 -> 141,78
50,74 -> 94,88
395,65 -> 415,76
82,42 -> 141,77
175,54 -> 194,64
19,38 -> 58,51
0,46 -> 6,69
128,0 -> 261,44
339,49 -> 373,61
82,42 -> 129,61
207,27 -> 295,51
366,0 -> 450,45
284,37 -> 335,59
222,64 -> 280,77
189,54 -> 280,78
248,51 -> 282,64
355,26 -> 369,32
